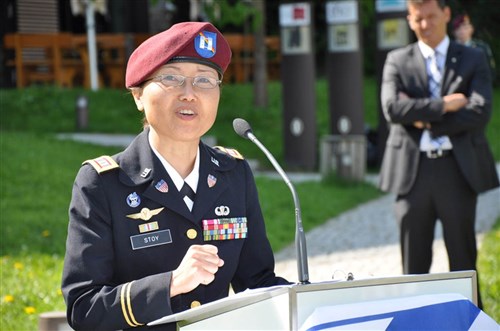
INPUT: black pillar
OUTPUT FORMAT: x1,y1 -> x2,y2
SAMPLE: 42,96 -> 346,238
322,0 -> 365,181
279,2 -> 317,171
375,1 -> 411,165
326,0 -> 364,136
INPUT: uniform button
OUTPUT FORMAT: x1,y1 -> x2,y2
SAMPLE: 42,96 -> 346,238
186,229 -> 197,240
190,300 -> 201,308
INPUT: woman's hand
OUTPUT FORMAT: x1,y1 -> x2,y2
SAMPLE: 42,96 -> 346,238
170,244 -> 224,297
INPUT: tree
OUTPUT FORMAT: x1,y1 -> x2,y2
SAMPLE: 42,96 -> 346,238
205,0 -> 268,108
252,0 -> 268,108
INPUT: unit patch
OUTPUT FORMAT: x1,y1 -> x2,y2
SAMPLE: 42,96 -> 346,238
126,192 -> 141,208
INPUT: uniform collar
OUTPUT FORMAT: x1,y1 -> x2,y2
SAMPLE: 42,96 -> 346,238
116,128 -> 240,221
148,133 -> 200,194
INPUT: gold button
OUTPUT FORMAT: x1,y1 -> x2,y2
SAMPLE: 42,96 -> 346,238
186,229 -> 197,240
190,300 -> 201,308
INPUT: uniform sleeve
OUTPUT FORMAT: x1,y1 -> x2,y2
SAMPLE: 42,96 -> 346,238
61,165 -> 174,330
230,161 -> 290,293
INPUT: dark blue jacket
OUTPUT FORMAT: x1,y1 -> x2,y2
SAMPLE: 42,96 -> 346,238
62,128 -> 288,330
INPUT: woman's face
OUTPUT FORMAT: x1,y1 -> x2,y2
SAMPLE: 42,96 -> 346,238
453,22 -> 474,44
133,62 -> 220,144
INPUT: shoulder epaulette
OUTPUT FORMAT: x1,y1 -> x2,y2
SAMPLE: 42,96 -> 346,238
214,146 -> 245,160
83,155 -> 119,174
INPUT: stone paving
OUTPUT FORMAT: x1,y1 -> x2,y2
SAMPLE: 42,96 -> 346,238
274,168 -> 500,284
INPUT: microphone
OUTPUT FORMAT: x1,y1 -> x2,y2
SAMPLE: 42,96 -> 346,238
233,118 -> 309,284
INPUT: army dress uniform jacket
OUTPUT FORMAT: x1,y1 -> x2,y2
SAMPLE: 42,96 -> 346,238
62,128 -> 288,331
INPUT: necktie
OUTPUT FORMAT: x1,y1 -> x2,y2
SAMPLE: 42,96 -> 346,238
428,51 -> 442,98
180,182 -> 195,211
421,50 -> 452,151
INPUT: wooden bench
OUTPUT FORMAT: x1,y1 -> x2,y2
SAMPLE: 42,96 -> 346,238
3,33 -> 84,88
72,33 -> 127,89
3,32 -> 280,88
265,36 -> 281,81
223,34 -> 281,83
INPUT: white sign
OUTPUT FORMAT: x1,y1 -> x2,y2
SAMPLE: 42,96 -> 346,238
282,26 -> 312,55
376,0 -> 407,13
337,116 -> 352,134
328,24 -> 358,52
290,117 -> 305,137
377,18 -> 409,49
279,3 -> 311,27
326,1 -> 358,24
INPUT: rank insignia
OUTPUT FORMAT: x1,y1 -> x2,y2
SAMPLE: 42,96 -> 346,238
202,217 -> 248,241
84,155 -> 119,174
127,207 -> 164,221
214,146 -> 244,160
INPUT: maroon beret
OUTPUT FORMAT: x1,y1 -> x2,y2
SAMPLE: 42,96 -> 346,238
126,22 -> 231,88
452,14 -> 471,31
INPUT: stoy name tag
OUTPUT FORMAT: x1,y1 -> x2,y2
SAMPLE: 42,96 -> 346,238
130,229 -> 172,250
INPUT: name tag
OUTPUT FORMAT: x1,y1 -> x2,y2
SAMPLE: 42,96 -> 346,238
130,229 -> 172,250
203,217 -> 248,241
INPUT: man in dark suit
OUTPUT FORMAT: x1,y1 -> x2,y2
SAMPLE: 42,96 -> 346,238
379,0 -> 499,305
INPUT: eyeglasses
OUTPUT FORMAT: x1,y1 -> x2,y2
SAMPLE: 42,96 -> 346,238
146,74 -> 222,89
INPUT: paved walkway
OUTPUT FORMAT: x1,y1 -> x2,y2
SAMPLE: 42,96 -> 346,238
274,183 -> 500,283
58,133 -> 500,284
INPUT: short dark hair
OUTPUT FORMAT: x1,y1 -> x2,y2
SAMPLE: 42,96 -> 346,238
408,0 -> 447,10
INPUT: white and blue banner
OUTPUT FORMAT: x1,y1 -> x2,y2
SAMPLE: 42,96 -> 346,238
300,293 -> 499,331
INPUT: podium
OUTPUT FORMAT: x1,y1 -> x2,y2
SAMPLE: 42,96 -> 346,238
149,271 -> 481,330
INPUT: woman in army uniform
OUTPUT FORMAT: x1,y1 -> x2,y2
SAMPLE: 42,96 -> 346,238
62,22 -> 288,331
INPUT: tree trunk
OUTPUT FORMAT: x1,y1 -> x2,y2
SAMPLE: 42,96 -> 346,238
252,0 -> 268,109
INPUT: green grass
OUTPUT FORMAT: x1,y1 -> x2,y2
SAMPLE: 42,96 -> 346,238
0,78 -> 381,166
0,80 -> 498,329
478,218 -> 500,322
0,132 -> 381,330
0,134 -> 122,330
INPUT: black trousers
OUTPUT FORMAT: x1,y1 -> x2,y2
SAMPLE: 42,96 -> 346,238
395,153 -> 482,306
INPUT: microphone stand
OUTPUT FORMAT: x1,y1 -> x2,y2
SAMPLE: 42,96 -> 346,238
246,133 -> 310,284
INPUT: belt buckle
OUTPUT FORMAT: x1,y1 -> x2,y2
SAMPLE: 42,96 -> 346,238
426,149 -> 443,159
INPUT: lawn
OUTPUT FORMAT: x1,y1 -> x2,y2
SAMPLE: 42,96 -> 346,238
1,79 -> 499,329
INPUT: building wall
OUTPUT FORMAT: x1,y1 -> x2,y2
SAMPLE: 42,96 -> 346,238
17,0 -> 58,32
